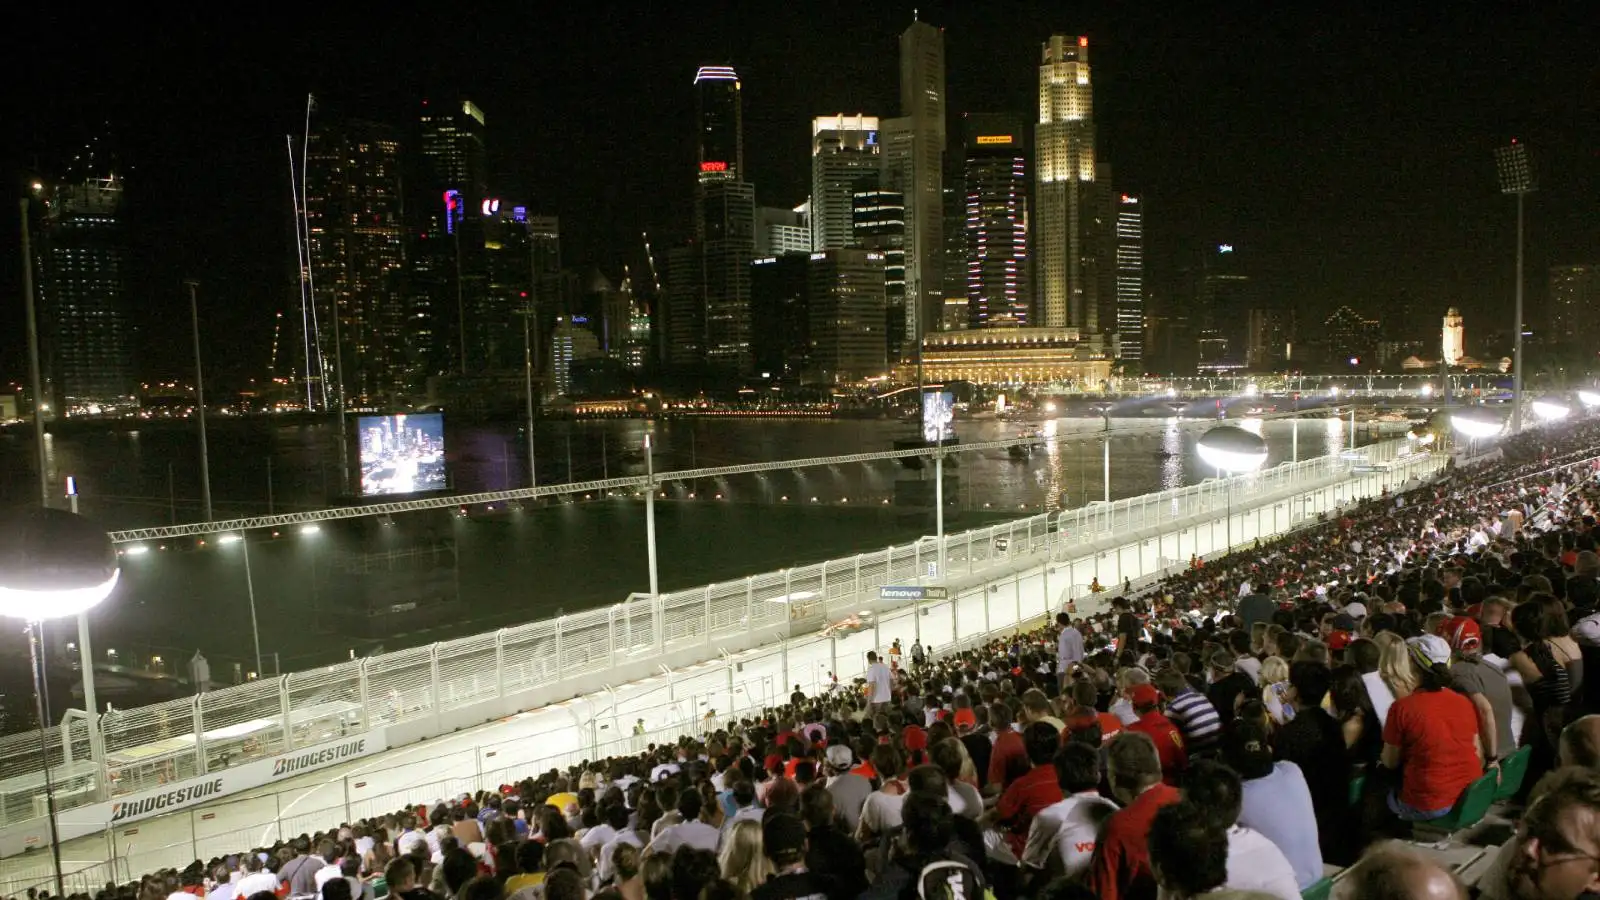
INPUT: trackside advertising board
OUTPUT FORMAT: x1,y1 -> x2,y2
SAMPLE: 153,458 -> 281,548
0,730 -> 389,855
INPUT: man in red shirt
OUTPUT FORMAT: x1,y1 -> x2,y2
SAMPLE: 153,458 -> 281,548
988,701 -> 1029,789
989,721 -> 1065,858
1062,679 -> 1122,746
1124,684 -> 1187,785
1091,731 -> 1182,900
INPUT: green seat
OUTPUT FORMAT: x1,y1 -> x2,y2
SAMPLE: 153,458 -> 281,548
1348,774 -> 1367,807
1494,746 -> 1532,802
1301,876 -> 1335,900
1428,770 -> 1499,832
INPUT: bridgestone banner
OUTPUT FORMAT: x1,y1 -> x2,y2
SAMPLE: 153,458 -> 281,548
71,729 -> 388,832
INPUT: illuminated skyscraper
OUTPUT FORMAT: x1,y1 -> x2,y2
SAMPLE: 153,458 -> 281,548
881,18 -> 946,348
1115,194 -> 1143,363
1035,35 -> 1098,332
33,167 -> 136,415
961,115 -> 1028,328
304,118 -> 411,406
691,66 -> 756,374
808,248 -> 888,384
854,188 -> 908,361
811,114 -> 880,250
1549,264 -> 1600,350
411,98 -> 490,377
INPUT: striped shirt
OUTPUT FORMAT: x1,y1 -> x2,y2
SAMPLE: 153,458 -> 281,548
1164,688 -> 1222,754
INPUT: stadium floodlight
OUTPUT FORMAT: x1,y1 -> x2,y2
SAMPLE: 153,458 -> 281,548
0,508 -> 119,899
1578,390 -> 1600,409
1196,425 -> 1270,474
1495,141 -> 1535,433
1532,400 -> 1569,422
1451,408 -> 1504,439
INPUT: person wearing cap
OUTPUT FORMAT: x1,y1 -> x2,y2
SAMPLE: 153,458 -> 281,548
1327,612 -> 1358,654
821,743 -> 871,836
1224,718 -> 1323,890
1379,634 -> 1484,821
1125,683 -> 1187,785
1441,615 -> 1514,765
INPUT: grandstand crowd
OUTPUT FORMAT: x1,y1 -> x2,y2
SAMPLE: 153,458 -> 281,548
18,418 -> 1600,900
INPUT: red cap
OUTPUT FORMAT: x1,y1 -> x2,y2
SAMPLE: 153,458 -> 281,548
1328,631 -> 1353,652
953,708 -> 977,730
1130,683 -> 1161,707
764,754 -> 783,773
902,726 -> 928,752
1441,616 -> 1482,653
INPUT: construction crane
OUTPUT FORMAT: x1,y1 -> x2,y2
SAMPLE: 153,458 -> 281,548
640,231 -> 662,294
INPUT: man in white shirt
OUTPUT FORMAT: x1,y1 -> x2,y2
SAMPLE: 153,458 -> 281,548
580,802 -> 626,862
1023,743 -> 1118,881
866,651 -> 893,715
1185,761 -> 1300,900
648,791 -> 721,856
233,856 -> 278,898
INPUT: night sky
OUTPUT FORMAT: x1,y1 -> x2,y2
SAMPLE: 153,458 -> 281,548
3,3 -> 1596,389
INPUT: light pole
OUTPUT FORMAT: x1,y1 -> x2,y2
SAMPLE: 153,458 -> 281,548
0,508 -> 120,900
1197,425 -> 1269,551
1496,141 -> 1535,433
518,303 -> 538,488
20,195 -> 51,509
644,434 -> 659,599
218,533 -> 263,676
187,281 -> 214,521
1092,402 -> 1114,503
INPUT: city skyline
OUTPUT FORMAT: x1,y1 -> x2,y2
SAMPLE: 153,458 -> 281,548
3,5 -> 1596,391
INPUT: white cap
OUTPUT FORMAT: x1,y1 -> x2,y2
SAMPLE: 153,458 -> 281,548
1407,634 -> 1452,667
1344,602 -> 1368,619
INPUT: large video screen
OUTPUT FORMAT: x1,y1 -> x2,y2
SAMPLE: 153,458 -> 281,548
921,391 -> 955,443
357,413 -> 447,497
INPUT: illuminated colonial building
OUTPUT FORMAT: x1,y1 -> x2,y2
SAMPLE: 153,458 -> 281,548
897,328 -> 1111,387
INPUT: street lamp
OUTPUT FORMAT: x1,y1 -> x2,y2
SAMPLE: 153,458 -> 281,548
0,508 -> 119,899
1197,425 -> 1269,551
1496,140 -> 1535,433
217,533 -> 264,676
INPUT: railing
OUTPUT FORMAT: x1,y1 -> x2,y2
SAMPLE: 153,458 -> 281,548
0,438 -> 1443,889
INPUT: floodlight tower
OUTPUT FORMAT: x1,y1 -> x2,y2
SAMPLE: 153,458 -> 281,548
1495,141 -> 1534,433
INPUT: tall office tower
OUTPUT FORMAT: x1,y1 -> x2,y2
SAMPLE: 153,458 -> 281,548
33,168 -> 136,416
1115,194 -> 1144,364
808,248 -> 888,384
1442,307 -> 1465,366
1549,264 -> 1600,350
812,115 -> 880,250
693,66 -> 757,373
853,188 -> 908,361
1246,307 -> 1294,370
410,98 -> 489,376
1195,243 -> 1253,372
1035,35 -> 1098,332
663,243 -> 704,368
548,315 -> 601,398
750,254 -> 811,381
479,199 -> 538,373
304,119 -> 411,407
961,115 -> 1029,329
757,205 -> 812,256
880,18 -> 946,350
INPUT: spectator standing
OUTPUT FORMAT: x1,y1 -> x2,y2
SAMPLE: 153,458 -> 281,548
866,651 -> 893,716
1057,613 -> 1085,689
